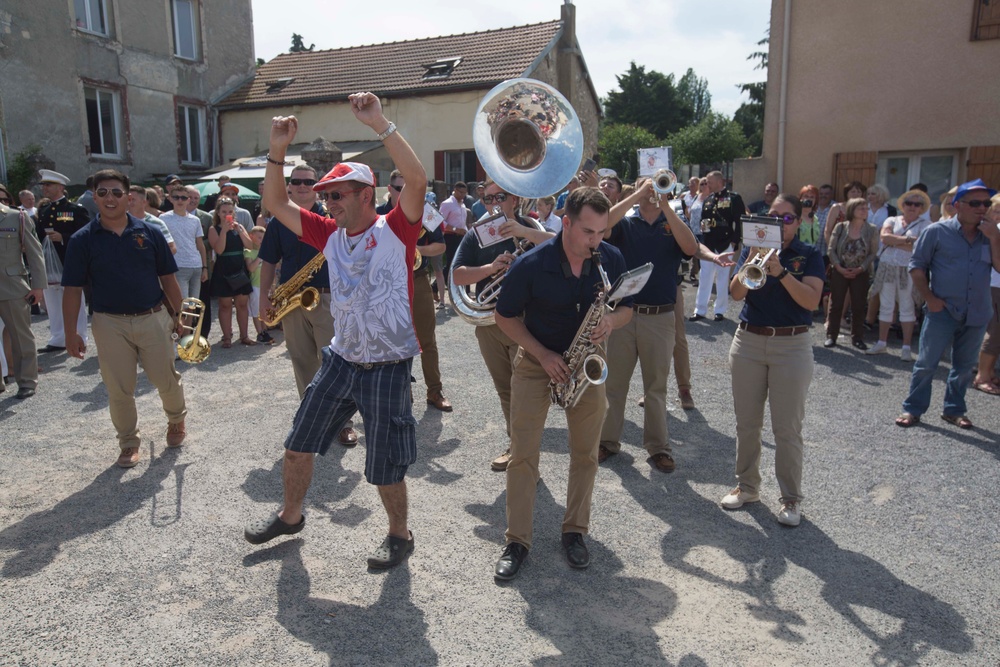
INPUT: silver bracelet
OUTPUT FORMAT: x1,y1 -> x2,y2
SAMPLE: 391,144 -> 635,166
376,122 -> 397,141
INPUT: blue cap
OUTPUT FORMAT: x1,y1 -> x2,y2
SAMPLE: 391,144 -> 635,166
425,192 -> 437,204
952,178 -> 997,204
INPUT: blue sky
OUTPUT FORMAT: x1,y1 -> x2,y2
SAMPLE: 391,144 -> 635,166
251,0 -> 771,117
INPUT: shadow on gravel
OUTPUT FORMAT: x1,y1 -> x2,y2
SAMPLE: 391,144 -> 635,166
244,539 -> 438,665
0,448 -> 182,578
813,348 -> 894,385
906,421 -> 1000,460
408,409 -> 462,486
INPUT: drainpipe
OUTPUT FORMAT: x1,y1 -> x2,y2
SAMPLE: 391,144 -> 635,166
776,0 -> 791,188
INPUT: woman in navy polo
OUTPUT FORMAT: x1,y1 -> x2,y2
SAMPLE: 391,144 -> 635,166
719,194 -> 825,527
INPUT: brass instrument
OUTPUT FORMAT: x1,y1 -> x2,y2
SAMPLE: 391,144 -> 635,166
451,78 -> 583,326
262,252 -> 326,326
736,248 -> 777,290
173,298 -> 211,363
413,228 -> 426,271
649,168 -> 677,204
550,251 -> 612,409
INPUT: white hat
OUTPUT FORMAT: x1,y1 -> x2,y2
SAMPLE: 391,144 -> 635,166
38,169 -> 70,186
313,162 -> 375,191
597,168 -> 618,179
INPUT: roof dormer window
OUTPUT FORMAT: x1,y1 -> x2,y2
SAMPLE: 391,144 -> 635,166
421,57 -> 462,80
266,77 -> 295,93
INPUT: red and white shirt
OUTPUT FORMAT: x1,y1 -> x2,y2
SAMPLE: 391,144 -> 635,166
299,205 -> 421,363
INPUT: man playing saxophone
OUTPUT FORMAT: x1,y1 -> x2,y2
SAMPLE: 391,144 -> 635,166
492,187 -> 633,581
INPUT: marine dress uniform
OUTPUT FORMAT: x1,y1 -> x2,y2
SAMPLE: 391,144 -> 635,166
0,204 -> 46,398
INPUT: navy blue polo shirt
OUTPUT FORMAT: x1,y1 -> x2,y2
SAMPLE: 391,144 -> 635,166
258,204 -> 330,288
452,215 -> 542,293
607,211 -> 690,306
415,225 -> 444,272
62,213 -> 177,314
737,238 -> 824,327
496,233 -> 630,354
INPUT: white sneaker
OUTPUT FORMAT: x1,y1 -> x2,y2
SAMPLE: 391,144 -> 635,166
900,346 -> 913,362
777,501 -> 801,527
865,341 -> 888,355
721,486 -> 760,509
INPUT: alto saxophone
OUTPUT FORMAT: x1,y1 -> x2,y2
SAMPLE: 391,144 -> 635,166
262,251 -> 326,326
549,250 -> 612,409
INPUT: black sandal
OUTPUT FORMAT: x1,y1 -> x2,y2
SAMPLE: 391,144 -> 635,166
244,512 -> 305,545
367,532 -> 414,569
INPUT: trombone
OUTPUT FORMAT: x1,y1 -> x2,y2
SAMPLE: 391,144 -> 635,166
172,297 -> 211,363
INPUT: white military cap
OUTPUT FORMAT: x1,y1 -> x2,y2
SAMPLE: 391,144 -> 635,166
38,169 -> 70,186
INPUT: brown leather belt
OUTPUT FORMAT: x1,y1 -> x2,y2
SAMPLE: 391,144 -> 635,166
104,304 -> 164,318
739,321 -> 810,336
633,304 -> 674,315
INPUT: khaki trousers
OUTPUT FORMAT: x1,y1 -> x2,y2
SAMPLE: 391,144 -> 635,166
0,298 -> 38,389
673,288 -> 691,390
475,323 -> 519,436
506,352 -> 607,549
600,309 -> 674,456
283,293 -> 335,398
729,328 -> 813,503
411,269 -> 442,396
91,309 -> 187,450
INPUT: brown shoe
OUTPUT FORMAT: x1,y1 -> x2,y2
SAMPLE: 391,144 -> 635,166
648,452 -> 675,473
117,447 -> 140,468
426,391 -> 453,412
338,427 -> 359,447
679,389 -> 695,410
166,421 -> 186,448
491,448 -> 511,472
598,444 -> 616,464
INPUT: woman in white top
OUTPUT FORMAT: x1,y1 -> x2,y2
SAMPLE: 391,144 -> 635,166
865,189 -> 931,360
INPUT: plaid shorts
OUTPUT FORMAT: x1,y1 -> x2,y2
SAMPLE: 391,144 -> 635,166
284,347 -> 416,486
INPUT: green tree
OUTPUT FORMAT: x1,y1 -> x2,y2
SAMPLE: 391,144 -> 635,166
735,31 -> 768,155
676,68 -> 712,124
289,33 -> 314,53
5,144 -> 43,194
604,62 -> 691,138
598,123 -> 662,183
668,113 -> 749,165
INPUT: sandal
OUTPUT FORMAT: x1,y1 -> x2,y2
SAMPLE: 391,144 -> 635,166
895,412 -> 920,428
973,380 -> 1000,396
221,335 -> 232,349
240,336 -> 257,346
941,414 -> 974,430
244,512 -> 305,545
367,532 -> 414,569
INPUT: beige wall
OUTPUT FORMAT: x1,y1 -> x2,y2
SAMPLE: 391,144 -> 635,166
757,0 -> 1000,197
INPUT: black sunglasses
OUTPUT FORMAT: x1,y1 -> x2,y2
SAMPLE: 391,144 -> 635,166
170,194 -> 190,201
962,199 -> 992,208
0,197 -> 11,204
318,186 -> 366,202
389,184 -> 403,192
96,187 -> 127,198
482,193 -> 508,204
289,178 -> 317,186
903,200 -> 925,207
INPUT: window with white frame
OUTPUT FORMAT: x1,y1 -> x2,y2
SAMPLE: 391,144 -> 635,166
875,151 -> 959,205
84,85 -> 123,158
444,150 -> 478,186
74,0 -> 109,36
177,104 -> 207,165
171,0 -> 201,61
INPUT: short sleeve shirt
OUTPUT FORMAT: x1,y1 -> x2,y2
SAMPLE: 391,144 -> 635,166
606,211 -> 690,306
737,238 -> 824,327
258,203 -> 330,289
452,215 -> 541,294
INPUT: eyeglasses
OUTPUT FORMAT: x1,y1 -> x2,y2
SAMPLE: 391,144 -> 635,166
801,199 -> 814,208
96,187 -> 127,198
0,197 -> 11,204
289,178 -> 317,186
768,213 -> 799,225
318,186 -> 366,202
389,184 -> 403,192
170,195 -> 190,201
482,193 -> 508,204
903,200 -> 924,207
961,199 -> 992,208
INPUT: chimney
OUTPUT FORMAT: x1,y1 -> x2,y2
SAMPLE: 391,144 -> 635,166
557,0 -> 576,103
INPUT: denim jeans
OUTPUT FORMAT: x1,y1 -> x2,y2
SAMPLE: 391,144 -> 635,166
902,307 -> 987,417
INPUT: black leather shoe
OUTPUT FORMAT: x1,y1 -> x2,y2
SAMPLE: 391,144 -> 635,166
494,542 -> 528,581
37,345 -> 65,354
561,532 -> 590,569
15,387 -> 35,399
687,313 -> 705,322
713,314 -> 726,322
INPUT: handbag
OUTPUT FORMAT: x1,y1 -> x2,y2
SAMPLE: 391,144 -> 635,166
224,270 -> 251,291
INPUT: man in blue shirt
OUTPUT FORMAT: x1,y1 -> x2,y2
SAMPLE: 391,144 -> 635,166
492,187 -> 633,581
897,179 -> 1000,430
62,169 -> 188,469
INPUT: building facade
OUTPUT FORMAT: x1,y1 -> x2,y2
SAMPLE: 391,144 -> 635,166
0,0 -> 255,187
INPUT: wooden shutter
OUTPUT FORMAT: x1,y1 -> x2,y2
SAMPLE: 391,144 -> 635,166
972,0 -> 1000,41
967,145 -> 1000,187
433,150 -> 444,182
832,151 -> 877,197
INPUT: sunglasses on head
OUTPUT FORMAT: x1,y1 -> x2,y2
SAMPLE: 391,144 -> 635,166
482,193 -> 508,204
288,178 -> 317,186
170,194 -> 190,201
318,186 -> 367,202
96,187 -> 127,198
961,199 -> 992,208
768,213 -> 799,225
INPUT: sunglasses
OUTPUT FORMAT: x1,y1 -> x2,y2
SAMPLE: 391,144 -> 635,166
318,186 -> 366,202
289,178 -> 317,186
768,213 -> 799,225
482,193 -> 509,204
96,187 -> 127,198
903,200 -> 924,207
170,194 -> 190,201
0,197 -> 11,204
389,184 -> 403,192
961,199 -> 992,208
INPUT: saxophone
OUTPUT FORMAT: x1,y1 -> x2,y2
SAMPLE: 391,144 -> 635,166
549,250 -> 612,409
262,252 -> 326,326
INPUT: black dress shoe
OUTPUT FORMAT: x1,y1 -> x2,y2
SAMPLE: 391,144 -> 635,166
494,542 -> 528,581
15,387 -> 35,399
687,313 -> 705,322
713,314 -> 726,322
37,345 -> 65,354
561,532 -> 590,569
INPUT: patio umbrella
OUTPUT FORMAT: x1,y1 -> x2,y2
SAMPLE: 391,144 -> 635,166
191,181 -> 261,207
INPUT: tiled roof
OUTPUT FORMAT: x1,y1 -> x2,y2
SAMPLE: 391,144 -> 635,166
218,21 -> 562,109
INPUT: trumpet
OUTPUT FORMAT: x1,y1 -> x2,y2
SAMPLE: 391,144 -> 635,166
649,169 -> 677,204
172,298 -> 211,363
736,248 -> 777,290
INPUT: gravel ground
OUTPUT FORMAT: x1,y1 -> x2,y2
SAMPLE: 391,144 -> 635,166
1,282 -> 998,666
